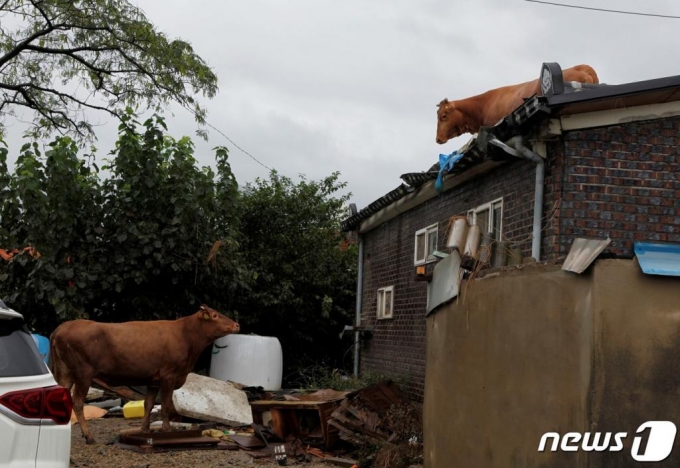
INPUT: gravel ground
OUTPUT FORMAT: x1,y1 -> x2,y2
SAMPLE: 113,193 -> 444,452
70,417 -> 332,468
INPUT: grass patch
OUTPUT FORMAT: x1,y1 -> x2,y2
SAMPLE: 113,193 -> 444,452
292,365 -> 411,392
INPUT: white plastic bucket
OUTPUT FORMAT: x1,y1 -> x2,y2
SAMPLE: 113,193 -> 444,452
209,334 -> 283,390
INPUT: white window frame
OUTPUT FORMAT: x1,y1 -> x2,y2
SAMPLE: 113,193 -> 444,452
376,286 -> 394,320
467,198 -> 503,239
414,223 -> 438,266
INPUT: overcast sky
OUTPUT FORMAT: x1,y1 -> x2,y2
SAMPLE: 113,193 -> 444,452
5,0 -> 680,209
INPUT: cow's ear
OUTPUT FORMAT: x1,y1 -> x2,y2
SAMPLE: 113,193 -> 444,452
202,312 -> 210,320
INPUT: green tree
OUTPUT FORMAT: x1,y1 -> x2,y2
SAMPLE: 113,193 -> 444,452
0,0 -> 217,140
96,112 -> 245,321
0,114 -> 245,331
236,172 -> 357,376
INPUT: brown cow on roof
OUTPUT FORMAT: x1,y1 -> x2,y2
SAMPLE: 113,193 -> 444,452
436,64 -> 599,144
50,304 -> 240,444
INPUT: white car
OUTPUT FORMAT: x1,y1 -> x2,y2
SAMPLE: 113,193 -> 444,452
0,300 -> 72,467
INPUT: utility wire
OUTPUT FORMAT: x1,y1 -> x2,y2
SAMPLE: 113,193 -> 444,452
202,120 -> 274,172
525,0 -> 680,19
181,103 -> 274,172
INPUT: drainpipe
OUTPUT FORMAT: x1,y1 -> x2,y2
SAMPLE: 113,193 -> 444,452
489,136 -> 545,261
353,235 -> 364,376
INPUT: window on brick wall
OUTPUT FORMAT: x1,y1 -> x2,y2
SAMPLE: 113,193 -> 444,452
468,198 -> 503,240
377,286 -> 394,319
414,223 -> 438,265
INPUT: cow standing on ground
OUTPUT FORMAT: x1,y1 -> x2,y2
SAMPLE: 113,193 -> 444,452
435,64 -> 599,144
50,305 -> 240,444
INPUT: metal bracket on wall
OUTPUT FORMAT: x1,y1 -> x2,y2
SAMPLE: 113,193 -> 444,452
339,325 -> 374,339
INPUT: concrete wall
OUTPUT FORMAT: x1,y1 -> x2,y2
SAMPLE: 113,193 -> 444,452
424,260 -> 680,467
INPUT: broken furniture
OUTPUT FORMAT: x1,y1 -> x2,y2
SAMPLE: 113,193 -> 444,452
250,390 -> 348,449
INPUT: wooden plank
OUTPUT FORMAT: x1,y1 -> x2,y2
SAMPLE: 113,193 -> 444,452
120,429 -> 203,440
115,441 -> 237,453
150,437 -> 220,447
120,434 -> 220,447
93,378 -> 146,401
324,457 -> 359,467
250,400 -> 330,410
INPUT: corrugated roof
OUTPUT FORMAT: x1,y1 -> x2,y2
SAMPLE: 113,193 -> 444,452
634,242 -> 680,277
341,71 -> 680,233
340,101 -> 547,232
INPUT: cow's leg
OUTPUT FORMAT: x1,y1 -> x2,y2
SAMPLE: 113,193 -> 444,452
141,386 -> 159,432
72,381 -> 96,444
159,381 -> 175,432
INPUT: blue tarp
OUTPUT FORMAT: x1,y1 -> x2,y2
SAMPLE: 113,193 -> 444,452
634,242 -> 680,277
435,151 -> 464,193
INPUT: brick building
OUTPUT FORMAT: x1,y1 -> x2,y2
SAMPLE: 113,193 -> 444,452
341,65 -> 680,400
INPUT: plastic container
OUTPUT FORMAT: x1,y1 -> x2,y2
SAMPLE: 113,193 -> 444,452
123,400 -> 145,419
447,218 -> 469,252
31,334 -> 50,365
210,334 -> 283,390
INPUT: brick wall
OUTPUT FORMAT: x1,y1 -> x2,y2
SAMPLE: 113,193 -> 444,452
359,115 -> 680,401
555,117 -> 680,256
359,160 -> 537,400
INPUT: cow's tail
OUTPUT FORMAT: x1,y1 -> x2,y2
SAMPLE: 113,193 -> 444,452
48,329 -> 73,391
48,331 -> 58,380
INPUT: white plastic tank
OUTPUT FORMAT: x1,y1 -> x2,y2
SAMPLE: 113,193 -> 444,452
209,334 -> 283,390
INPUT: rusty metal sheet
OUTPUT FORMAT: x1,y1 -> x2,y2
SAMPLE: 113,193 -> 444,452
229,434 -> 267,449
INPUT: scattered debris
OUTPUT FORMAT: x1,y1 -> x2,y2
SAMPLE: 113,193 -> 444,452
250,394 -> 345,448
328,381 -> 417,447
90,374 -> 420,464
149,421 -> 194,430
93,378 -> 147,402
86,387 -> 105,401
116,428 -> 237,454
172,373 -> 253,426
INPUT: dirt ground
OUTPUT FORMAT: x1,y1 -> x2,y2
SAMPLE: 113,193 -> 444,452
70,417 -> 331,468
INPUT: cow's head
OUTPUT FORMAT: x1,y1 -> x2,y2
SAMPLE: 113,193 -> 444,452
436,98 -> 465,144
196,304 -> 240,339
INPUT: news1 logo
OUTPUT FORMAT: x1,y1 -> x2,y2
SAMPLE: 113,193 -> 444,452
538,421 -> 677,462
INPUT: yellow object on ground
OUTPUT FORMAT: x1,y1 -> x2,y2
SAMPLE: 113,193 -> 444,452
123,400 -> 145,419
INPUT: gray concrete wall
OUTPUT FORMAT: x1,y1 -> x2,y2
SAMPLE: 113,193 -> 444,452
424,259 -> 680,467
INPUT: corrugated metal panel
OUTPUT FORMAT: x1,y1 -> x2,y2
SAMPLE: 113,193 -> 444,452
426,250 -> 461,316
562,237 -> 611,274
634,242 -> 680,277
